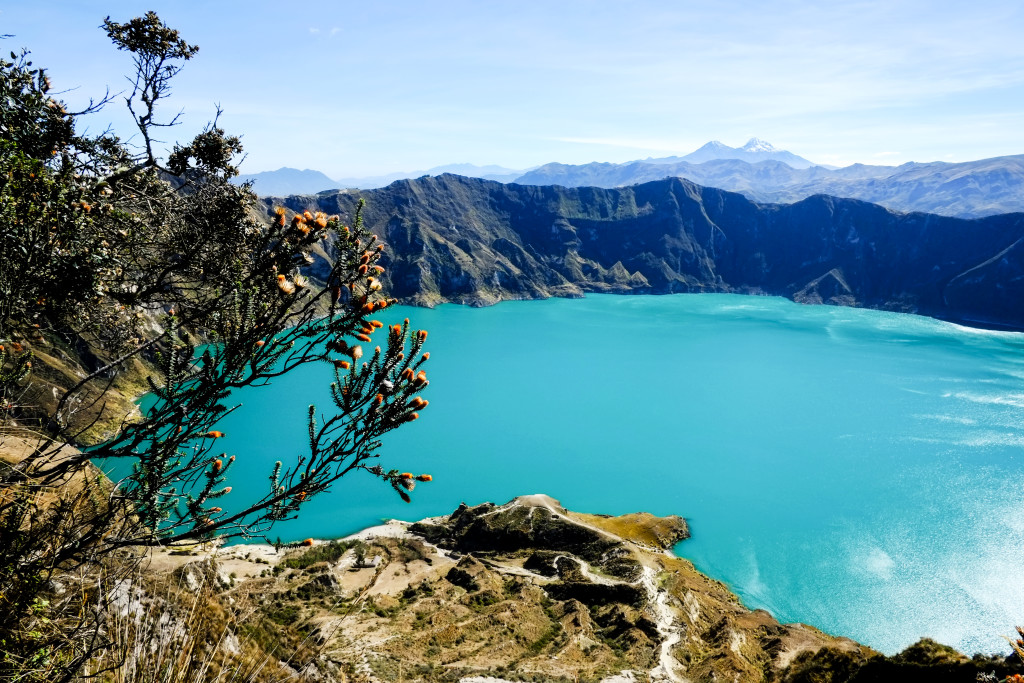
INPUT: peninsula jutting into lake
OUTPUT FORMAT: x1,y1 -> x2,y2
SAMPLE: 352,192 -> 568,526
5,4 -> 1024,682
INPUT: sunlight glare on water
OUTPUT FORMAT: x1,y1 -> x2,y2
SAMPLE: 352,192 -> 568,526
109,294 -> 1024,655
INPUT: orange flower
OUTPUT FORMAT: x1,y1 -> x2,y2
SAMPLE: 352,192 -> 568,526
417,330 -> 428,341
400,472 -> 414,479
301,538 -> 314,546
210,507 -> 222,513
421,352 -> 430,360
332,359 -> 351,369
373,265 -> 385,272
292,215 -> 304,225
357,264 -> 368,275
229,455 -> 235,462
277,274 -> 295,294
356,333 -> 371,343
401,368 -> 414,381
274,207 -> 286,216
360,326 -> 374,335
303,211 -> 313,220
205,431 -> 225,438
406,412 -> 420,422
375,300 -> 389,310
412,397 -> 428,409
416,474 -> 433,482
223,487 -> 232,494
315,216 -> 327,228
373,393 -> 384,405
390,324 -> 402,335
212,459 -> 222,470
361,302 -> 375,314
255,340 -> 265,347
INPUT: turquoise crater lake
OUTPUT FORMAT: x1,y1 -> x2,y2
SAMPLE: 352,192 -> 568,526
117,294 -> 1024,655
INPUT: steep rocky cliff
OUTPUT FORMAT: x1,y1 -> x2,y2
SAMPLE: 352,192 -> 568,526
268,175 -> 1024,329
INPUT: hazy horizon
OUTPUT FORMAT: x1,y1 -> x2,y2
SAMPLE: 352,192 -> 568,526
4,1 -> 1024,176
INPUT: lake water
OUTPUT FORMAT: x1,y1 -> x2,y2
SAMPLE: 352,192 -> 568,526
112,293 -> 1024,655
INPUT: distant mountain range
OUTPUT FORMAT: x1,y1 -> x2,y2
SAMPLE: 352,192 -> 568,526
514,154 -> 1024,218
238,139 -> 1024,218
267,174 -> 1024,330
236,163 -> 524,196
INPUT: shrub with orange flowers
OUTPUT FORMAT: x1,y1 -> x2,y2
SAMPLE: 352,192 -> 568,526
0,12 -> 436,682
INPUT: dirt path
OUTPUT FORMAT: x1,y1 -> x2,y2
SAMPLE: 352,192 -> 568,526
641,566 -> 684,682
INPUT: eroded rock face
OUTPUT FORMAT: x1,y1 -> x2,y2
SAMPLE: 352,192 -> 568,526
269,175 -> 1024,329
403,495 -> 876,680
137,494 -> 1018,683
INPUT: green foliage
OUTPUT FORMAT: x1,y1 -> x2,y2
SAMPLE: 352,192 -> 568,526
280,540 -> 354,569
263,604 -> 301,627
0,51 -> 73,158
0,11 -> 435,682
527,623 -> 563,655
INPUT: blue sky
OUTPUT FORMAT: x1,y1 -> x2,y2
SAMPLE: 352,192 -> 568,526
4,1 -> 1024,176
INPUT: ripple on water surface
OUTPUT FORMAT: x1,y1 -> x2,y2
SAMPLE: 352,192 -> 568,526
106,294 -> 1024,655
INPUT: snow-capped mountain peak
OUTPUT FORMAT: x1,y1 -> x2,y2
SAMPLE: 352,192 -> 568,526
741,138 -> 777,153
677,138 -> 814,168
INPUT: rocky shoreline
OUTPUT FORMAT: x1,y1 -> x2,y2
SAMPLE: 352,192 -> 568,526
143,494 -> 1018,682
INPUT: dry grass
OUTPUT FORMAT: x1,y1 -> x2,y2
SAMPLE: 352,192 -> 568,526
568,511 -> 688,550
88,566 -> 290,683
